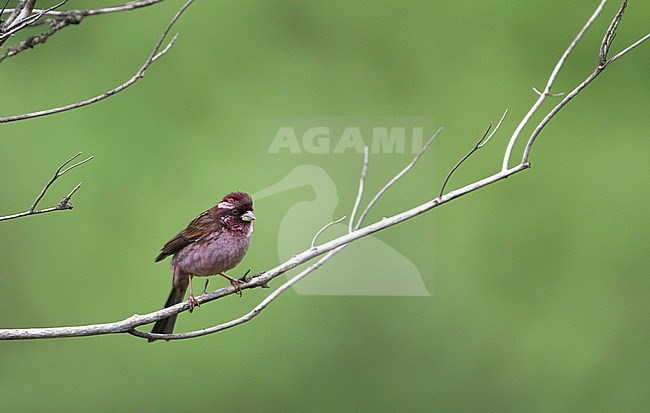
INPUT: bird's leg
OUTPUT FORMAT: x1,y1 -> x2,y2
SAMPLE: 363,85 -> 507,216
188,274 -> 200,312
202,279 -> 210,295
219,272 -> 245,297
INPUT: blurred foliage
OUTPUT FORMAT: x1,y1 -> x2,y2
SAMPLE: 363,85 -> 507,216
1,1 -> 648,412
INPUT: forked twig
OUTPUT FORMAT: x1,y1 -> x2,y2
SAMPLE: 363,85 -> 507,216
438,110 -> 507,199
0,152 -> 93,222
501,0 -> 607,171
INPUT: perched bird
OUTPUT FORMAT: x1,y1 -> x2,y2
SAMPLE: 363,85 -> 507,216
149,191 -> 255,342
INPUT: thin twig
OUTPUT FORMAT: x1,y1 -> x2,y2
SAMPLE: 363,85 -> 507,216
608,31 -> 650,63
0,152 -> 93,222
355,127 -> 443,229
63,182 -> 83,202
438,127 -> 491,199
532,87 -> 564,97
437,110 -> 506,199
0,0 -> 10,21
0,0 -> 194,123
311,216 -> 347,248
348,146 -> 369,233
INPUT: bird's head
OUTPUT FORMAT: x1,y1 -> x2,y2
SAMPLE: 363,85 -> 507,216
217,191 -> 255,233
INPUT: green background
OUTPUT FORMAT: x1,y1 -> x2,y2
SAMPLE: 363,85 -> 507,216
1,1 -> 648,411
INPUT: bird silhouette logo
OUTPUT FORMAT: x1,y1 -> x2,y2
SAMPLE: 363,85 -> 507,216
254,165 -> 430,296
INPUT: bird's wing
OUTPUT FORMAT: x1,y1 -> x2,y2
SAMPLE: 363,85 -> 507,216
155,210 -> 221,262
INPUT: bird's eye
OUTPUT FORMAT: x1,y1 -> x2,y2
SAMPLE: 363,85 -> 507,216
231,209 -> 240,215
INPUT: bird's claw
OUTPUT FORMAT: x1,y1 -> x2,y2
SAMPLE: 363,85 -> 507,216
229,278 -> 246,297
188,293 -> 200,312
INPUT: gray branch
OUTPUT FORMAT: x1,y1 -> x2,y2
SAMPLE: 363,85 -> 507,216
1,1 -> 647,341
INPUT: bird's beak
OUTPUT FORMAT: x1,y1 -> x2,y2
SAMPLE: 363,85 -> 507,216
241,211 -> 256,222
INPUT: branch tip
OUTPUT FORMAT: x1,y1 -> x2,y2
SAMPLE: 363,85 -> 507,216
600,0 -> 628,64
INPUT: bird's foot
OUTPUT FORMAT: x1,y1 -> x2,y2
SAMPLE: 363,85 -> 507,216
188,293 -> 200,312
220,273 -> 245,297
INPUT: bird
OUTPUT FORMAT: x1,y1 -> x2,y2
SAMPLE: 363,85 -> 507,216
149,191 -> 255,342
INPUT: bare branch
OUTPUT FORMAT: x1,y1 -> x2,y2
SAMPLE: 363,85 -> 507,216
0,0 -> 194,123
0,152 -> 93,222
0,2 -> 646,341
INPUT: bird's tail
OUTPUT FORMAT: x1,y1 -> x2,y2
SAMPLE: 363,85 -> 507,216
149,284 -> 187,343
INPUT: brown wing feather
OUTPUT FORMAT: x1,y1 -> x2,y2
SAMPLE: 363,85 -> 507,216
155,210 -> 221,262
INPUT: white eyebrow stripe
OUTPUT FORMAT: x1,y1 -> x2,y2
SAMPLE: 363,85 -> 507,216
218,201 -> 236,209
